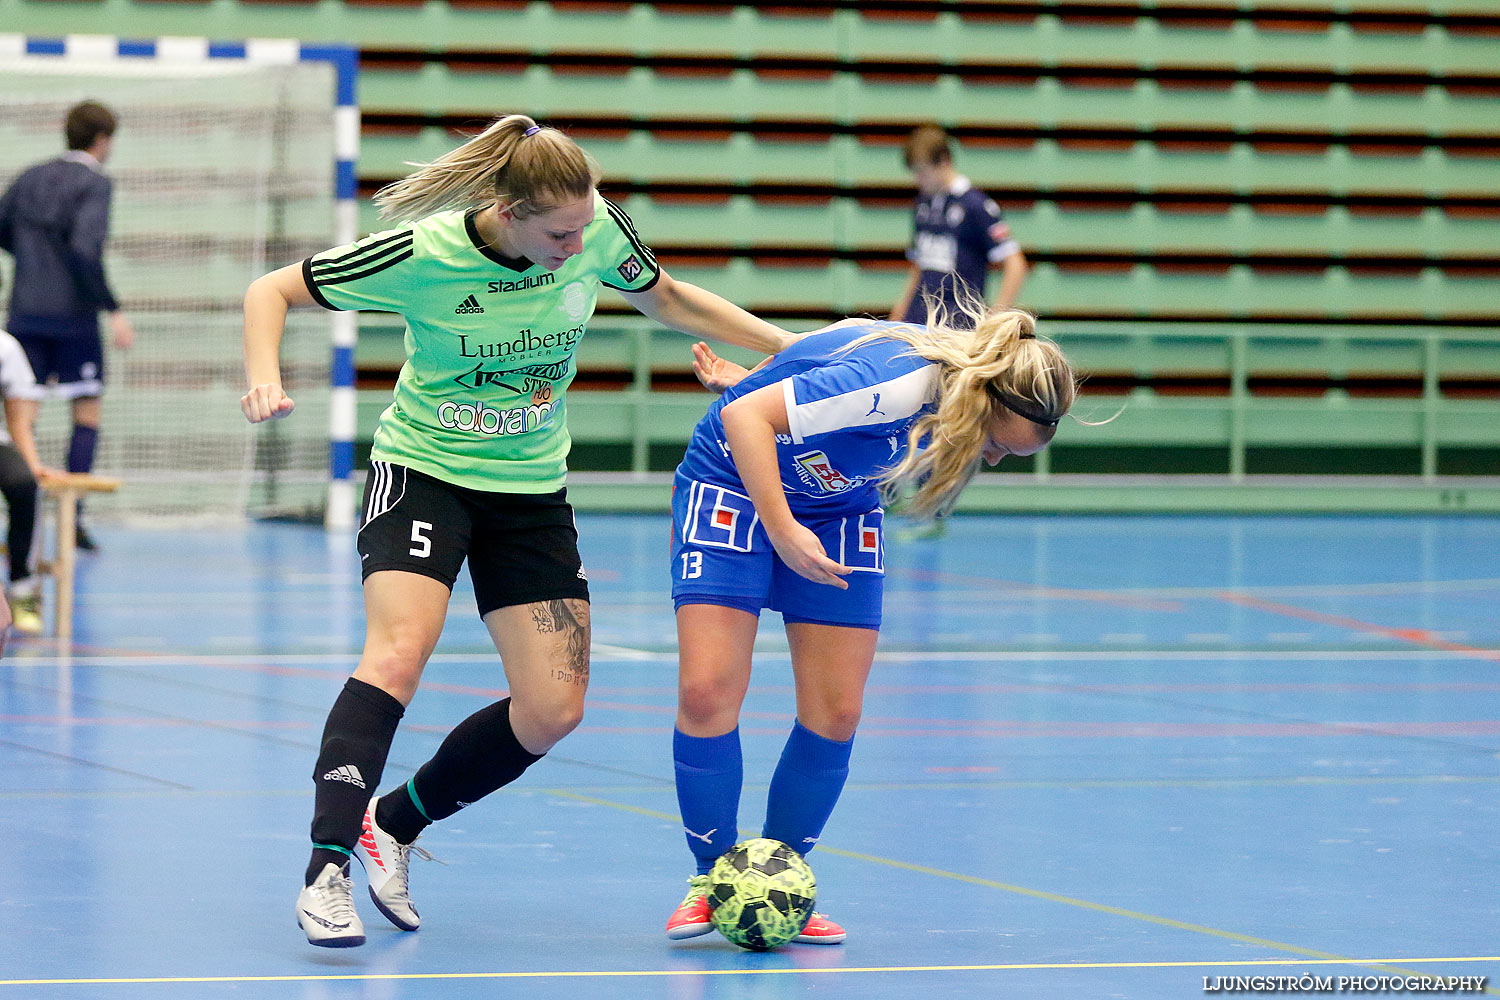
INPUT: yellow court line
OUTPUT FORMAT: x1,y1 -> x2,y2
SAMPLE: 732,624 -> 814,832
546,791 -> 1498,993
2,956 -> 1496,987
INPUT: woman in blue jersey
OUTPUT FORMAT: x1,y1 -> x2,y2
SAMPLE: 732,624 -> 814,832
663,304 -> 1078,944
241,114 -> 793,948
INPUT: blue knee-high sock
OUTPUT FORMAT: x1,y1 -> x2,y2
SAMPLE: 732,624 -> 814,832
68,425 -> 99,522
67,425 -> 98,474
674,728 -> 742,875
762,720 -> 854,856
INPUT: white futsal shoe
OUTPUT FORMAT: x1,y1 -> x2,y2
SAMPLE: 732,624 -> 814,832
354,797 -> 430,931
296,862 -> 365,948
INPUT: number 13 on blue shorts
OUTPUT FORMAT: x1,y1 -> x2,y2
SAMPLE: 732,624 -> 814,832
670,474 -> 885,629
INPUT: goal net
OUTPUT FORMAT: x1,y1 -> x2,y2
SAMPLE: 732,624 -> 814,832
0,54 -> 336,523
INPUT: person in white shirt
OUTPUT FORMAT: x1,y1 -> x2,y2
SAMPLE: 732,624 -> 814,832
0,328 -> 62,637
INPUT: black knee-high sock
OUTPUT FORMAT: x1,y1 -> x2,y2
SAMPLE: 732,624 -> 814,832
375,698 -> 542,844
0,458 -> 37,582
306,677 -> 404,884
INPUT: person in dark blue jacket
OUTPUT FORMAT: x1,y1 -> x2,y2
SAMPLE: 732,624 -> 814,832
0,100 -> 135,551
663,302 -> 1079,945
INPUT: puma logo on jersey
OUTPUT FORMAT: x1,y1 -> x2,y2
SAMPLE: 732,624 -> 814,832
455,294 -> 484,314
866,393 -> 885,417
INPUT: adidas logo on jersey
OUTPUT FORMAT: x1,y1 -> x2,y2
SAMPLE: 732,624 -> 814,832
455,294 -> 485,314
322,764 -> 367,789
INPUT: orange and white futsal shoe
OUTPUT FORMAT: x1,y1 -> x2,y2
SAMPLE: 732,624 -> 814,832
665,874 -> 714,939
793,912 -> 847,945
353,797 -> 431,931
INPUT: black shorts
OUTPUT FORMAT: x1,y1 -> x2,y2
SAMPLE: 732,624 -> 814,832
356,461 -> 589,616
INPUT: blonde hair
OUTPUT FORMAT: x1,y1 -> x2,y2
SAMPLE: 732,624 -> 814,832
866,298 -> 1078,519
373,114 -> 600,221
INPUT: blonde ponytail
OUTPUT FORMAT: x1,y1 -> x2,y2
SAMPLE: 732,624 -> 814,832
373,114 -> 599,221
861,297 -> 1078,518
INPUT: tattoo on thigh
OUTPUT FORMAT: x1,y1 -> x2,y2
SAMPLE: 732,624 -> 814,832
535,599 -> 590,685
531,604 -> 560,633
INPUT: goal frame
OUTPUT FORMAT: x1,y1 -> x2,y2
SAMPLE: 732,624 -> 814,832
0,33 -> 361,529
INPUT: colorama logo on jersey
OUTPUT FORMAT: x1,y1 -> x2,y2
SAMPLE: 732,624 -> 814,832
455,294 -> 485,314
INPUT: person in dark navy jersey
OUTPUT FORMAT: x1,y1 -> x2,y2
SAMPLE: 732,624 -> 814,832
889,125 -> 1033,540
890,124 -> 1029,328
662,301 -> 1080,944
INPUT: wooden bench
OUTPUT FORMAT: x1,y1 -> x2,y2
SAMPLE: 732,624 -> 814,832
38,473 -> 121,645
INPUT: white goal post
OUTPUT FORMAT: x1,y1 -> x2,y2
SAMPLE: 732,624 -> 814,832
0,35 -> 359,528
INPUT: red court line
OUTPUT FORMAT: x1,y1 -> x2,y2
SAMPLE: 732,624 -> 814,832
1216,591 -> 1500,662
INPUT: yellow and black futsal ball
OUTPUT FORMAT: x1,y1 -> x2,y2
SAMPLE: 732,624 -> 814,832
707,838 -> 817,951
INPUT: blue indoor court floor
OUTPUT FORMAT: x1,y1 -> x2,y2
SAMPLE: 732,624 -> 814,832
1,513 -> 1497,999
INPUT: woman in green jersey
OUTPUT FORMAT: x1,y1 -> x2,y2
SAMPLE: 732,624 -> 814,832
242,114 -> 793,948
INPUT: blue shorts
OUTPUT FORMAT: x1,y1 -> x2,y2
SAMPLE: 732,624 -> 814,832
669,472 -> 884,629
9,316 -> 104,398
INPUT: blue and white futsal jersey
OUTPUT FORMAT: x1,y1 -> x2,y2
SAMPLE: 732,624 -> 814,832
901,174 -> 1021,326
671,320 -> 939,628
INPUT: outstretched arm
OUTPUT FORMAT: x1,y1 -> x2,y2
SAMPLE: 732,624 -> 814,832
242,263 -> 317,423
620,268 -> 794,356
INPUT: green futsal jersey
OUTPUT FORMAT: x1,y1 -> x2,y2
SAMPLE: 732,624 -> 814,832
302,195 -> 660,492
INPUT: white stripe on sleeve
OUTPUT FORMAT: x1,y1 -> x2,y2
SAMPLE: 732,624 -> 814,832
785,364 -> 938,444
